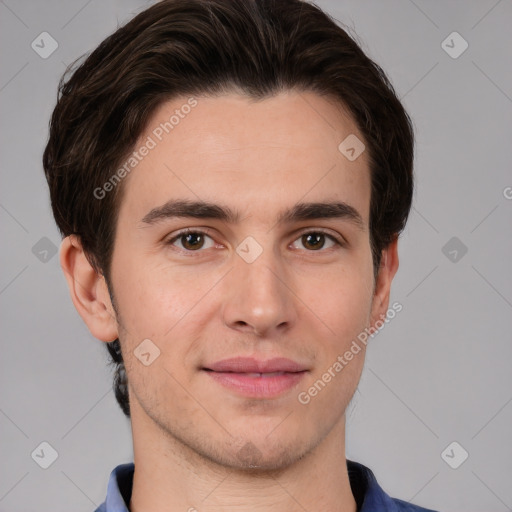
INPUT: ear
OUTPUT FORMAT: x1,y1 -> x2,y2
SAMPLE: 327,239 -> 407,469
369,236 -> 400,327
59,235 -> 119,342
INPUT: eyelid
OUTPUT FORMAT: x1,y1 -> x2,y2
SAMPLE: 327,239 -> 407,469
293,227 -> 346,247
164,227 -> 218,248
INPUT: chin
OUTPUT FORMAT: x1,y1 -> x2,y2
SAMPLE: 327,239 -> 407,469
219,432 -> 310,473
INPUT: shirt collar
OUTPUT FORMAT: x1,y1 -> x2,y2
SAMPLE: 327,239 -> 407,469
347,459 -> 402,511
97,459 -> 434,512
103,462 -> 133,512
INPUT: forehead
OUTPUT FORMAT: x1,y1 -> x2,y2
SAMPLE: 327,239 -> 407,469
116,91 -> 371,227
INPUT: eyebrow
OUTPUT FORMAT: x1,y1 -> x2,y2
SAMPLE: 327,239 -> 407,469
140,199 -> 365,230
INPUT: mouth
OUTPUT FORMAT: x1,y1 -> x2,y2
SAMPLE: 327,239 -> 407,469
220,371 -> 289,378
202,357 -> 308,398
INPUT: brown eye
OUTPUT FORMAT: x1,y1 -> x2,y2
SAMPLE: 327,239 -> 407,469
167,230 -> 215,252
301,233 -> 326,250
292,231 -> 340,251
180,232 -> 205,250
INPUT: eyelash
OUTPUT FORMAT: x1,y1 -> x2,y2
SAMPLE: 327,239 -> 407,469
165,228 -> 345,254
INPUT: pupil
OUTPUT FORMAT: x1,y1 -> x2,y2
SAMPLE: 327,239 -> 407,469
184,233 -> 203,249
304,233 -> 323,250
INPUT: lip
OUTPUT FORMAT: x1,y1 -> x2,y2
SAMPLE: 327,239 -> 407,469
203,357 -> 308,398
204,357 -> 307,373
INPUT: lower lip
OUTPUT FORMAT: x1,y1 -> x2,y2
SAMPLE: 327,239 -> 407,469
204,370 -> 307,398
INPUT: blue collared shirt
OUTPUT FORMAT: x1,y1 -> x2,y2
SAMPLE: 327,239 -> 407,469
94,460 -> 439,511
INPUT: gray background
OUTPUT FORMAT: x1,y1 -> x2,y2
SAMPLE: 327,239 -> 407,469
1,1 -> 511,511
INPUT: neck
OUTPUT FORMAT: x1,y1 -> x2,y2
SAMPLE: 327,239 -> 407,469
129,407 -> 357,512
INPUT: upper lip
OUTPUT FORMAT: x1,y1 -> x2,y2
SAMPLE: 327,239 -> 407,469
204,357 -> 307,373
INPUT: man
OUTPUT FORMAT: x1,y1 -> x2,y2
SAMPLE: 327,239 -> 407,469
43,0 -> 439,510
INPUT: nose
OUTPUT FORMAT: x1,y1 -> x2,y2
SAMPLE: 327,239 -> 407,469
221,245 -> 297,337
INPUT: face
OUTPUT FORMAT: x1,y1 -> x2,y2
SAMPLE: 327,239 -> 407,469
104,91 -> 392,470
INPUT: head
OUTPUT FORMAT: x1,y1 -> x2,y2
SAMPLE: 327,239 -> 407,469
44,0 -> 413,469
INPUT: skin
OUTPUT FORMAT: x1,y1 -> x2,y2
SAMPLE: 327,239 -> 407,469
61,90 -> 399,512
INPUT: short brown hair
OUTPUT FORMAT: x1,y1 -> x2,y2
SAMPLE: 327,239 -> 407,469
43,0 -> 414,418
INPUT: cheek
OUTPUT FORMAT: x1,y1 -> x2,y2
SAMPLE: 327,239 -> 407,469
295,265 -> 373,416
298,257 -> 375,342
111,255 -> 209,337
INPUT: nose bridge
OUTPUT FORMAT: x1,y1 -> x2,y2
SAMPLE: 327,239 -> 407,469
222,235 -> 296,335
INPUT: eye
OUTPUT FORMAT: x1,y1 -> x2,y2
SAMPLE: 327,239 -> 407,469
166,229 -> 216,252
165,228 -> 344,254
291,230 -> 343,251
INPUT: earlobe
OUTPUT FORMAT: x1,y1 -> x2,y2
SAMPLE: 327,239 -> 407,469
370,236 -> 400,326
59,235 -> 119,342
